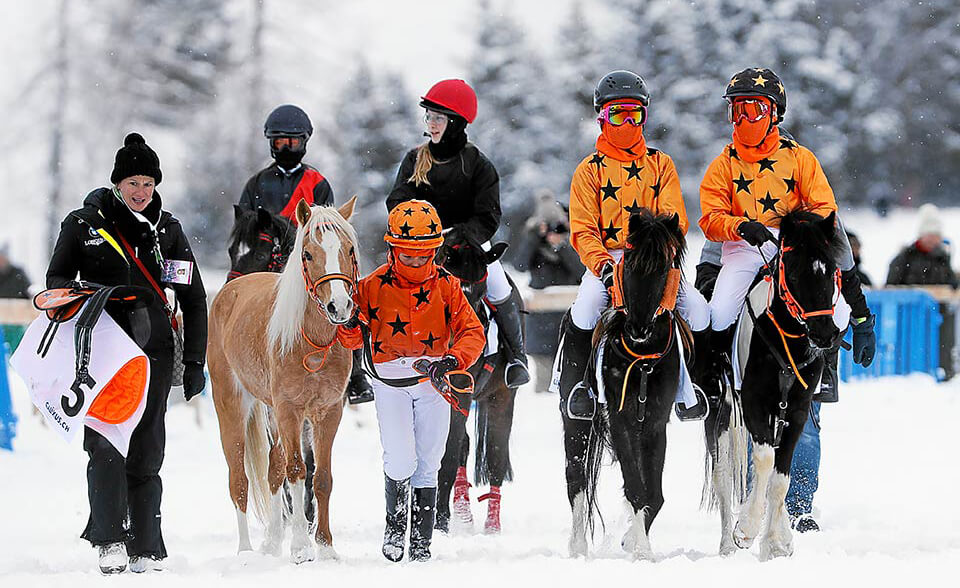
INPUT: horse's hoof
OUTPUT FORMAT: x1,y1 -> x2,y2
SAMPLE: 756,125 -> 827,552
260,539 -> 282,557
290,543 -> 315,564
621,532 -> 636,553
569,535 -> 588,558
759,541 -> 793,561
733,525 -> 754,550
719,540 -> 737,557
315,544 -> 338,561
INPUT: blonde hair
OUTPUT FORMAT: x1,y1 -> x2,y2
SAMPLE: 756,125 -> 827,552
408,143 -> 434,187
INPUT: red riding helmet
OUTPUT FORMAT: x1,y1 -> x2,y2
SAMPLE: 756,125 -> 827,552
420,79 -> 478,124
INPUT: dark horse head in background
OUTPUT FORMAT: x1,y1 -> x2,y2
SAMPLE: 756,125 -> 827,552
570,210 -> 687,559
227,205 -> 296,281
435,229 -> 509,303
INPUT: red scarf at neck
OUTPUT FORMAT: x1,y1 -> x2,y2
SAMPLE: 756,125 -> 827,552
732,126 -> 780,163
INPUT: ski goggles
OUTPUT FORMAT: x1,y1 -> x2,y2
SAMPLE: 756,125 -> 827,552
727,98 -> 771,123
598,102 -> 647,126
270,136 -> 305,151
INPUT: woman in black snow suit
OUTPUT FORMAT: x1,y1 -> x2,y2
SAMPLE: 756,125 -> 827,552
46,133 -> 207,574
387,79 -> 529,388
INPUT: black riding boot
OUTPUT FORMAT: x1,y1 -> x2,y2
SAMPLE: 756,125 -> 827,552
409,487 -> 438,562
346,349 -> 374,404
558,311 -> 596,421
383,476 -> 410,562
492,296 -> 530,388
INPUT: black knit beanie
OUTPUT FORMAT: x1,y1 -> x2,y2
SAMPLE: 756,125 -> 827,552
110,132 -> 162,185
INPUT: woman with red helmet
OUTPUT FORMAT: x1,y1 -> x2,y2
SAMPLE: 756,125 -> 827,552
387,79 -> 530,388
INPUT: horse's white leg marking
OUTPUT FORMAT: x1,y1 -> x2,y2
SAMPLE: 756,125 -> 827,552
568,490 -> 589,558
236,506 -> 253,553
288,479 -> 316,564
735,442 -> 774,549
621,504 -> 653,560
260,488 -> 284,556
760,471 -> 794,560
714,430 -> 737,556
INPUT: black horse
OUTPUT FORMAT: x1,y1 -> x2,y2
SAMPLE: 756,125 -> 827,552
226,205 -> 295,281
434,231 -> 519,534
566,211 -> 686,559
721,209 -> 842,560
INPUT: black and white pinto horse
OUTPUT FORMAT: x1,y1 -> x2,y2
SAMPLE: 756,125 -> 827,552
568,211 -> 687,559
707,209 -> 842,560
434,231 -> 519,534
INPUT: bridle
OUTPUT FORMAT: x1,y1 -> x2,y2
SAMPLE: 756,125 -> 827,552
776,245 -> 841,324
301,224 -> 359,325
226,231 -> 290,282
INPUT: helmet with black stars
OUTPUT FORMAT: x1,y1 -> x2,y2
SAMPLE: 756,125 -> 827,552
384,200 -> 444,250
723,67 -> 786,120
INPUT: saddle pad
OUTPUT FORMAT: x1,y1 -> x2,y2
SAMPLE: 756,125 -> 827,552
733,277 -> 773,390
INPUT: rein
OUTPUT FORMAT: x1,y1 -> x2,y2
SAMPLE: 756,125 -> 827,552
613,314 -> 675,423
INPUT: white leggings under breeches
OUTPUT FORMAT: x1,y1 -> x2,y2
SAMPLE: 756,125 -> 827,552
485,256 -> 512,303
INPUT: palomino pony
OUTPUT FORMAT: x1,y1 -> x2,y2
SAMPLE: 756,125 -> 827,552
208,197 -> 358,563
434,231 -> 516,534
720,209 -> 842,560
568,210 -> 686,558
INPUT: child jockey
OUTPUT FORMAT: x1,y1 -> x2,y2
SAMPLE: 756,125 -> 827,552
699,67 -> 873,346
339,200 -> 485,562
552,70 -> 711,421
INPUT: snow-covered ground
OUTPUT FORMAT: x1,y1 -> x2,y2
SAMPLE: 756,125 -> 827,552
2,366 -> 959,586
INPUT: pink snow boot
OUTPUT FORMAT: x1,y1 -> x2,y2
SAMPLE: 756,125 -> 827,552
479,486 -> 501,534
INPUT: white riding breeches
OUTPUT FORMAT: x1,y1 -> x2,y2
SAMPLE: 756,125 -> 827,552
372,359 -> 451,487
484,245 -> 512,303
709,235 -> 851,331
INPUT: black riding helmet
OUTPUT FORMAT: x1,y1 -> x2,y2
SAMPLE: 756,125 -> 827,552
264,105 -> 312,165
723,67 -> 786,121
594,70 -> 650,113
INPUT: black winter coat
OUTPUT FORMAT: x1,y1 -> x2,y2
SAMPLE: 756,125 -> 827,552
46,188 -> 208,363
886,242 -> 959,289
387,144 -> 501,244
239,162 -> 334,216
0,264 -> 30,298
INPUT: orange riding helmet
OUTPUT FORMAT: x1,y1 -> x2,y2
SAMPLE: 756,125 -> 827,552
384,200 -> 444,250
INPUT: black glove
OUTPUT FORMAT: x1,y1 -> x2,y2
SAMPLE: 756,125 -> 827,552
423,356 -> 458,389
183,361 -> 206,401
851,314 -> 876,368
737,221 -> 776,247
600,262 -> 615,294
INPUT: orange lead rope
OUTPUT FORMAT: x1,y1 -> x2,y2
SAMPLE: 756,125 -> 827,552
301,326 -> 338,373
617,318 -> 674,413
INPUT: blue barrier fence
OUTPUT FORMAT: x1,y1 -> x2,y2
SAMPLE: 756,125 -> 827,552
839,289 -> 943,382
1,335 -> 17,450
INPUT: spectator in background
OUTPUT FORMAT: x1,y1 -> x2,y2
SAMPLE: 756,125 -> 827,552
845,230 -> 872,287
514,190 -> 584,289
886,203 -> 958,288
0,244 -> 31,299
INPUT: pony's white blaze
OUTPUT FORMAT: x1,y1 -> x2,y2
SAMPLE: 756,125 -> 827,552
320,229 -> 353,321
812,259 -> 827,274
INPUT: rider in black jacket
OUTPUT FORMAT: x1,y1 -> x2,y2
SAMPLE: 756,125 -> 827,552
46,133 -> 207,574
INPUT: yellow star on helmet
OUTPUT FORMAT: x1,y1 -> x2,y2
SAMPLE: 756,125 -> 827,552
777,82 -> 785,94
728,77 -> 739,87
753,74 -> 768,87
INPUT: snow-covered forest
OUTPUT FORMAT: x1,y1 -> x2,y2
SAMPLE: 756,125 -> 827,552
1,0 -> 957,274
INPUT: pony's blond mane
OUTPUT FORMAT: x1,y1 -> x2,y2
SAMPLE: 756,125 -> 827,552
267,205 -> 359,356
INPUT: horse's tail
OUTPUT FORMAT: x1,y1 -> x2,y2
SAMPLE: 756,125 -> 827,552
473,393 -> 514,486
701,380 -> 749,510
583,411 -> 609,538
727,387 -> 749,504
244,398 -> 273,525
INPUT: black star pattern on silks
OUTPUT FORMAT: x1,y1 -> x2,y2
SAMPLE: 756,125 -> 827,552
377,270 -> 395,286
588,153 -> 606,168
779,138 -> 796,150
758,192 -> 780,213
402,207 -> 414,217
387,314 -> 409,335
624,161 -> 644,181
367,304 -> 380,322
757,157 -> 777,173
399,221 -> 413,236
372,340 -> 384,354
421,206 -> 431,214
624,199 -> 644,214
782,175 -> 797,194
413,286 -> 430,307
729,146 -> 740,160
420,332 -> 440,349
427,220 -> 439,233
649,181 -> 662,200
602,220 -> 621,242
601,179 -> 621,201
733,173 -> 753,194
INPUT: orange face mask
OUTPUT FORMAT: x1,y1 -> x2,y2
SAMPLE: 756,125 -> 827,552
730,98 -> 774,146
602,121 -> 645,150
391,248 -> 437,284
